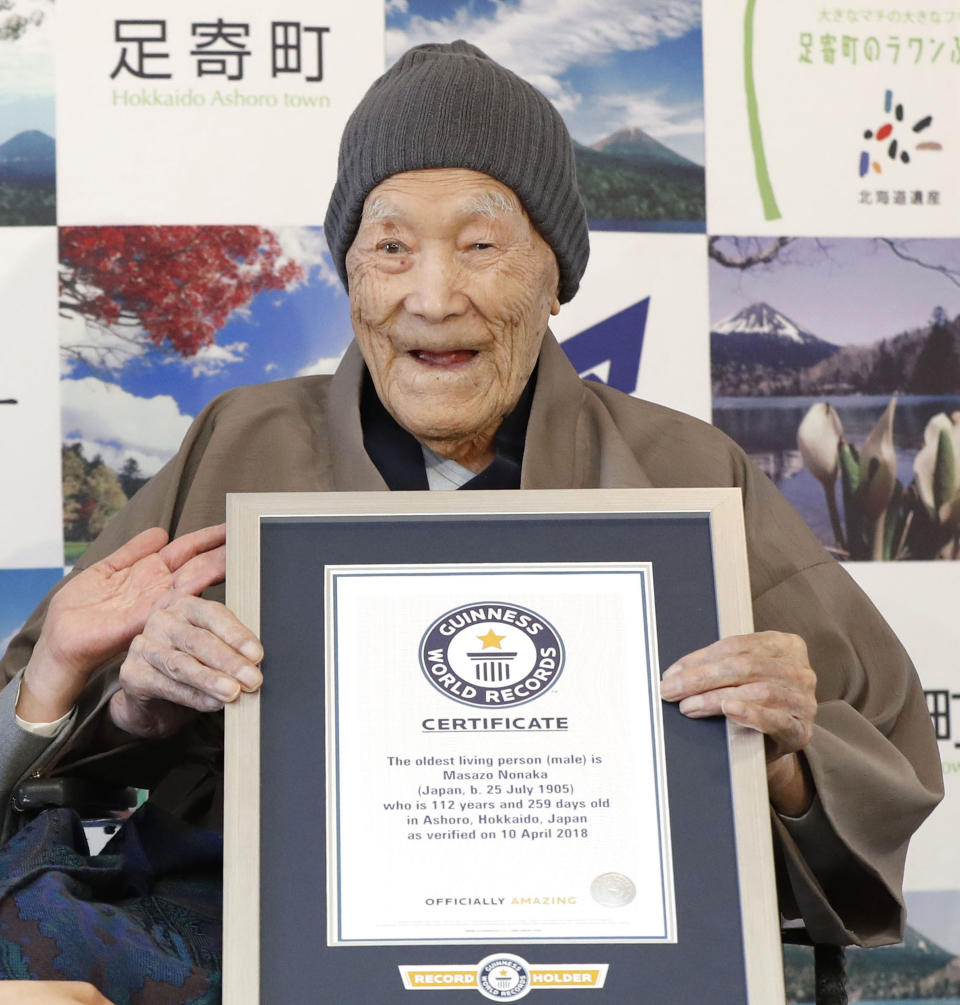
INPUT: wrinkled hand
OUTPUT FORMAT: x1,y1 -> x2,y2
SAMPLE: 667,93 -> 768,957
110,592 -> 262,739
0,982 -> 116,1005
21,525 -> 231,723
659,631 -> 817,816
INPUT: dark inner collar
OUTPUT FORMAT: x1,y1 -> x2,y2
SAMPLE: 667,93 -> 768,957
361,369 -> 535,491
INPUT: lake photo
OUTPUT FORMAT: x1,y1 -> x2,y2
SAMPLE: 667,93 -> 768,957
709,237 -> 960,560
714,393 -> 960,554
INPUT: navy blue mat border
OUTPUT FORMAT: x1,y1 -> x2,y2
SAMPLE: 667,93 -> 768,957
257,512 -> 748,1004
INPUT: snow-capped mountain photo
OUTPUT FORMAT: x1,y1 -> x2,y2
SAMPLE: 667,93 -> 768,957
711,301 -> 839,385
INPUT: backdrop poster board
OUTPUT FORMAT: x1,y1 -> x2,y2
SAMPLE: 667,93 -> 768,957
224,488 -> 783,1004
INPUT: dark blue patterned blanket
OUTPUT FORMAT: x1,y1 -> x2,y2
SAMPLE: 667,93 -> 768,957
0,805 -> 222,1003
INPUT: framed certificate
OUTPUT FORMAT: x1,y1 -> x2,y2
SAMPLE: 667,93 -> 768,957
224,488 -> 784,1004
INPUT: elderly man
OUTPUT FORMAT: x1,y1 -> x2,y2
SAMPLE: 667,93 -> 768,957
0,40 -> 942,1000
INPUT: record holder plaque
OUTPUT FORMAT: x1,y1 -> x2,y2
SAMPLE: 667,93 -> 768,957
224,488 -> 784,1004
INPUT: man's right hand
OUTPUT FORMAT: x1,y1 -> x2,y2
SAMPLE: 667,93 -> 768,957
109,591 -> 263,738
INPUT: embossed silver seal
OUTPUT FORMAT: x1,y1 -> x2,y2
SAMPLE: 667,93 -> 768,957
590,872 -> 636,908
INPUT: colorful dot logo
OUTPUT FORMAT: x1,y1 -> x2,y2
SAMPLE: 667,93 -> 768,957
858,90 -> 942,177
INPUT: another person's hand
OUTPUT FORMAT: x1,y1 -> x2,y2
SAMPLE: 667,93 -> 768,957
19,525 -> 233,725
659,631 -> 817,816
0,982 -> 116,1004
109,590 -> 262,739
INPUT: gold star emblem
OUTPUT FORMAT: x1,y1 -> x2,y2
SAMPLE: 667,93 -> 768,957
477,628 -> 507,649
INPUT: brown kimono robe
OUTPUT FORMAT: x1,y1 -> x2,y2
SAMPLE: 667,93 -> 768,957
1,333 -> 943,947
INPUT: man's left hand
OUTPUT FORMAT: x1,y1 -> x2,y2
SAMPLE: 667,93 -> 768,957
659,631 -> 818,816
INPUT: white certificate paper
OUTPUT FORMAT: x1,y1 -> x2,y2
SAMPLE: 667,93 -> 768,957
326,563 -> 675,946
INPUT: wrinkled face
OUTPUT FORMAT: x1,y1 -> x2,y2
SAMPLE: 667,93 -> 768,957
345,169 -> 560,462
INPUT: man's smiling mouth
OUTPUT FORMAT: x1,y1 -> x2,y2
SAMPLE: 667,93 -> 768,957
410,349 -> 478,367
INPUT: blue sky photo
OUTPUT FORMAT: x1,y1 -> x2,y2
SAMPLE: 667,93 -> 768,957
386,0 -> 705,165
60,227 -> 353,478
0,568 -> 62,656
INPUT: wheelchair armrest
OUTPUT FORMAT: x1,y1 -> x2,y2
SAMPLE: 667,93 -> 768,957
13,776 -> 139,817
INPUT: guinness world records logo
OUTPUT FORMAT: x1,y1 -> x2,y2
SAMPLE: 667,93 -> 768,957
476,953 -> 531,1000
419,602 -> 565,708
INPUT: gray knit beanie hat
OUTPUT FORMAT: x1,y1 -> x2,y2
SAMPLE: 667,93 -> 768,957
323,40 -> 589,303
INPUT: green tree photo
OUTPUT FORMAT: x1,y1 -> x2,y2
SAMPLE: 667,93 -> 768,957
61,442 -> 127,561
